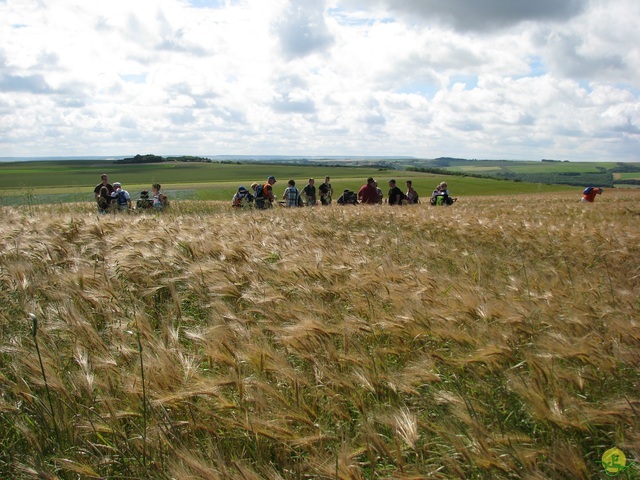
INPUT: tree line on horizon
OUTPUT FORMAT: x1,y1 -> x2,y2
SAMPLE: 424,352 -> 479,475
114,154 -> 213,164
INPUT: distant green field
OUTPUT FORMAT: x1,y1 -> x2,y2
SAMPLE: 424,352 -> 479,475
506,163 -> 615,174
413,159 -> 640,190
620,172 -> 640,180
445,166 -> 502,173
448,162 -> 615,174
0,160 -> 576,206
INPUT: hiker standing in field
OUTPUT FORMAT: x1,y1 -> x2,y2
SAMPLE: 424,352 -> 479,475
301,178 -> 317,206
405,180 -> 419,204
387,179 -> 406,205
282,179 -> 302,207
319,176 -> 333,205
94,173 -> 114,200
254,176 -> 277,209
358,177 -> 379,204
94,173 -> 114,213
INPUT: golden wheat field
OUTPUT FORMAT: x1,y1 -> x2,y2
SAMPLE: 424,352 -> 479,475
1,190 -> 639,479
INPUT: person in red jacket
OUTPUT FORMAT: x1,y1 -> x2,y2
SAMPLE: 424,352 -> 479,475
581,186 -> 603,202
358,177 -> 379,204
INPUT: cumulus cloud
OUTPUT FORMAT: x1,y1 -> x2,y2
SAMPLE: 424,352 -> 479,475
273,0 -> 334,59
0,73 -> 51,93
0,0 -> 638,160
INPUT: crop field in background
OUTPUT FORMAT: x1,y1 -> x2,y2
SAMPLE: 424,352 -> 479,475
410,159 -> 640,190
1,190 -> 638,479
0,160 -> 575,206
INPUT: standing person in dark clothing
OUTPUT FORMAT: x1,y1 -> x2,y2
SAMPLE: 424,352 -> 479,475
357,177 -> 379,204
301,178 -> 317,206
387,179 -> 406,205
318,176 -> 333,205
94,173 -> 114,199
94,173 -> 114,213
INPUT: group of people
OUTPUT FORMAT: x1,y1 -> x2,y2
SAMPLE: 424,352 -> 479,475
93,174 -> 168,213
232,176 -> 445,208
94,171 -> 606,213
233,176 -> 336,209
345,177 -> 420,206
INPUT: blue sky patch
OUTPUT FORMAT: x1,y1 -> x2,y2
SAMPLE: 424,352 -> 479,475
449,75 -> 478,90
120,74 -> 147,84
187,0 -> 226,9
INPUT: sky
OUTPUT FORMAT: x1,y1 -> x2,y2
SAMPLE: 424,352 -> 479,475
1,0 -> 639,161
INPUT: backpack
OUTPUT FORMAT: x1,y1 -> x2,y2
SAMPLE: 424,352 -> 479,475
254,184 -> 264,199
158,194 -> 169,209
115,190 -> 128,206
136,191 -> 153,210
583,187 -> 594,195
294,188 -> 303,207
97,196 -> 109,210
338,190 -> 358,205
431,194 -> 454,206
254,184 -> 270,209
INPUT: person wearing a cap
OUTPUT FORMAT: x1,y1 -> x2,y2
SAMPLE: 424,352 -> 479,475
262,176 -> 277,207
110,181 -> 132,211
358,177 -> 379,204
232,185 -> 253,208
253,176 -> 277,209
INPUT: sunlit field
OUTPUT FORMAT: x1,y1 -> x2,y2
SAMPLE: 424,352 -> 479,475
1,190 -> 639,479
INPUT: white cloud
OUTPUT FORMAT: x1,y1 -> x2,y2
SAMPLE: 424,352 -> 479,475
0,0 -> 638,160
